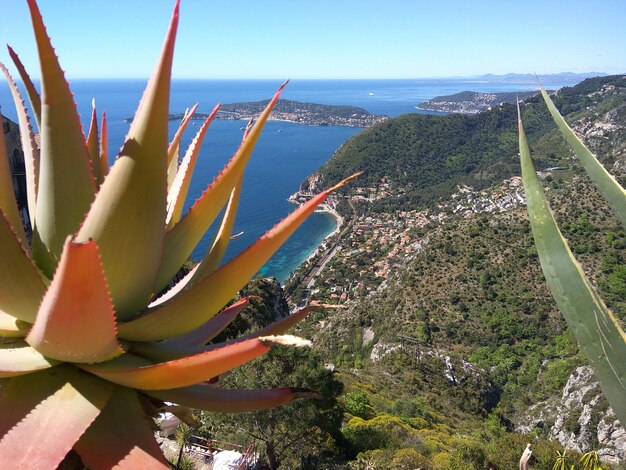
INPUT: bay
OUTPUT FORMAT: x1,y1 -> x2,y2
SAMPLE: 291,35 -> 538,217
0,78 -> 574,282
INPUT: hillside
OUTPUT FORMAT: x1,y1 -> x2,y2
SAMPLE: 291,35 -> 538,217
416,90 -> 539,114
284,75 -> 626,467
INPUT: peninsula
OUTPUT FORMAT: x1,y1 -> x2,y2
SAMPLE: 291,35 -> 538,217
417,90 -> 539,114
164,99 -> 388,128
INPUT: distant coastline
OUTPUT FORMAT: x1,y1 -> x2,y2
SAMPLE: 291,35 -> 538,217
416,90 -> 539,114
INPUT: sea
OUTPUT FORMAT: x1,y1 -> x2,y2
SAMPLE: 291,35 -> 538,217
0,78 -> 574,282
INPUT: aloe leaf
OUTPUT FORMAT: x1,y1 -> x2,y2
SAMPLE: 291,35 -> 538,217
0,61 -> 40,226
540,88 -> 626,229
518,103 -> 626,426
82,335 -> 310,390
0,312 -> 29,338
0,366 -> 113,470
26,239 -> 123,363
25,0 -> 97,275
166,103 -> 220,228
75,1 -> 179,319
0,113 -> 27,245
145,384 -> 319,413
0,339 -> 59,377
154,82 -> 288,293
98,111 -> 109,183
0,211 -> 46,323
86,99 -> 102,186
119,173 -> 360,342
74,387 -> 169,469
167,103 -> 198,167
6,45 -> 41,130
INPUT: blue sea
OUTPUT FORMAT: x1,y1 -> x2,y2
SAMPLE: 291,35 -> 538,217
0,78 -> 573,282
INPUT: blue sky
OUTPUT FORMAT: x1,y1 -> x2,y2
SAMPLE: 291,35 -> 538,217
0,0 -> 624,79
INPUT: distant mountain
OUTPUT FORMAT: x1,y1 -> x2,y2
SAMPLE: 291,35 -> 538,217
417,90 -> 539,114
472,71 -> 609,84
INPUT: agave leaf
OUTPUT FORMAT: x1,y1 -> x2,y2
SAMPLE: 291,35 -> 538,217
0,211 -> 46,323
145,384 -> 319,413
0,115 -> 27,245
83,335 -> 310,390
74,387 -> 169,470
0,311 -> 29,338
6,45 -> 41,130
148,265 -> 200,308
0,339 -> 59,377
26,239 -> 123,363
86,99 -> 102,186
99,111 -> 109,182
518,103 -> 626,426
166,103 -> 221,228
167,103 -> 198,167
120,173 -> 360,342
540,88 -> 626,229
0,61 -> 40,226
0,366 -> 113,470
26,0 -> 97,276
75,2 -> 179,319
154,82 -> 288,293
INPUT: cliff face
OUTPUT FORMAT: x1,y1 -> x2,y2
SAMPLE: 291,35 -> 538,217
1,115 -> 28,219
515,366 -> 625,466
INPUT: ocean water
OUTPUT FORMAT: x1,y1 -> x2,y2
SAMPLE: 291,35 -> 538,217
0,78 -> 573,282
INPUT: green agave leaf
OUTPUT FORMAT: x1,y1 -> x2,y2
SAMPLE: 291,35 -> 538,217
120,173 -> 360,342
0,339 -> 59,377
540,87 -> 626,229
26,0 -> 96,276
86,99 -> 102,186
0,60 -> 40,228
83,335 -> 309,390
26,239 -> 123,363
7,45 -> 41,130
98,111 -> 109,183
0,365 -> 113,470
166,103 -> 220,228
0,210 -> 46,323
75,1 -> 180,319
74,387 -> 169,470
0,113 -> 27,245
145,384 -> 319,413
518,102 -> 626,426
154,82 -> 288,293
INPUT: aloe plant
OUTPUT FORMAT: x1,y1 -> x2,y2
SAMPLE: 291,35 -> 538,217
0,1 -> 358,468
517,93 -> 626,427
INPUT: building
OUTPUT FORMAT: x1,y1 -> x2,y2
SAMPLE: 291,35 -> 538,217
2,114 -> 29,230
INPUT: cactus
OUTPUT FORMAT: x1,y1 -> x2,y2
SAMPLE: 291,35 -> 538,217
0,1 -> 357,467
517,92 -> 626,427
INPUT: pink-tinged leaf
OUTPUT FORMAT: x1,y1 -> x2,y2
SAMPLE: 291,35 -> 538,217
0,366 -> 113,470
242,303 -> 339,340
119,173 -> 360,342
98,111 -> 109,183
83,335 -> 309,390
148,264 -> 199,308
160,297 -> 252,347
7,45 -> 41,130
166,104 -> 220,228
25,0 -> 96,276
167,147 -> 178,191
0,339 -> 59,377
0,312 -> 29,338
26,238 -> 123,363
75,1 -> 180,320
0,61 -> 40,227
154,82 -> 288,293
191,176 -> 243,283
145,384 -> 319,413
0,115 -> 27,245
75,387 -> 169,470
0,210 -> 46,323
167,103 -> 198,167
86,99 -> 102,186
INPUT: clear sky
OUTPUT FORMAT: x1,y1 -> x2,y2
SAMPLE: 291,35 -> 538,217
0,0 -> 624,79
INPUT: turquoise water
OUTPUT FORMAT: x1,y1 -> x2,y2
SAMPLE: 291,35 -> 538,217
0,78 -> 576,282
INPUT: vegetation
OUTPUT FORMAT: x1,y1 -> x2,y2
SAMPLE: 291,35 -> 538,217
0,1 -> 356,468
